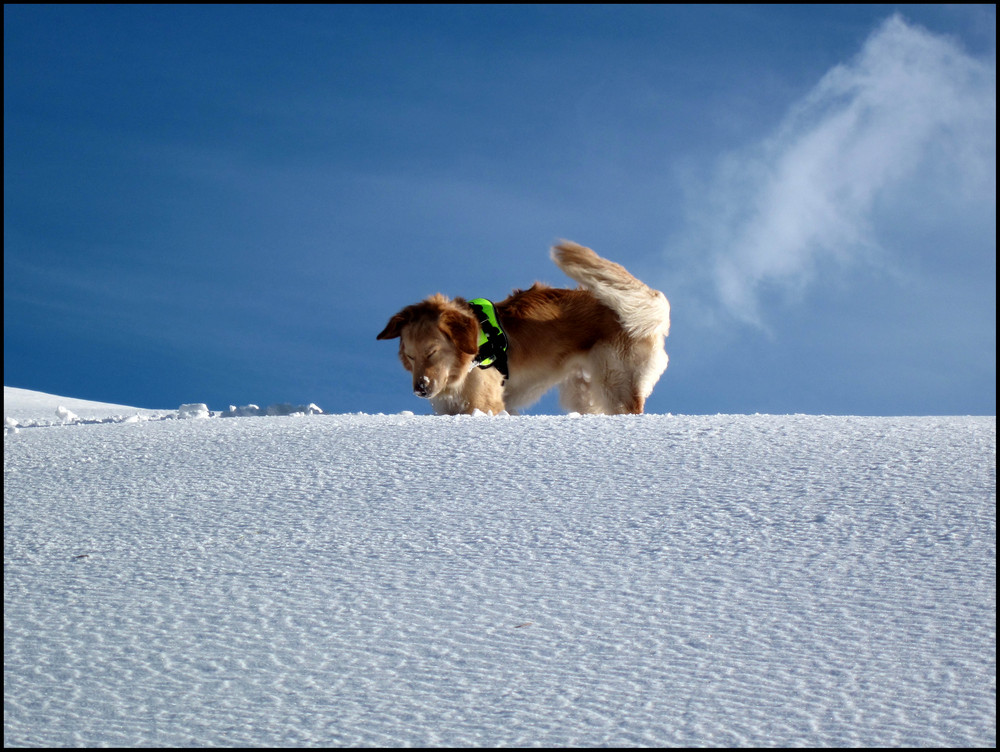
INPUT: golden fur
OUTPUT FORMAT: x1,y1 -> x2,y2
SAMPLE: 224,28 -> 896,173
377,241 -> 670,415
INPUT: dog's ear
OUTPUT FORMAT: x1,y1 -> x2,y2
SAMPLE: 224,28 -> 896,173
377,310 -> 409,340
440,309 -> 479,356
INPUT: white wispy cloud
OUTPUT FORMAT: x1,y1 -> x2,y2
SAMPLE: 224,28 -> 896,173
694,14 -> 996,327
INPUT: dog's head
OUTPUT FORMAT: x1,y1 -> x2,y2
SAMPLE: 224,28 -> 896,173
376,294 -> 480,400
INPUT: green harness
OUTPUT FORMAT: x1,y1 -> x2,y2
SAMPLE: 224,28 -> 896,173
467,298 -> 509,382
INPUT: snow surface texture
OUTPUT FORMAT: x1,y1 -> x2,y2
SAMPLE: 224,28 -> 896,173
4,388 -> 996,747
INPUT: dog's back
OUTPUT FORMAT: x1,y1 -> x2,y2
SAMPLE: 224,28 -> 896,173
551,241 -> 670,340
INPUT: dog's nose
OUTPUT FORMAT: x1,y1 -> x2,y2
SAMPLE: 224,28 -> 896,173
414,376 -> 430,398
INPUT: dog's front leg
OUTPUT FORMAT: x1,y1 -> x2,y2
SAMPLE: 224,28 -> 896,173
431,368 -> 505,415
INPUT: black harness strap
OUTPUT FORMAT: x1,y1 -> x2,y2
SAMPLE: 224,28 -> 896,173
467,298 -> 509,382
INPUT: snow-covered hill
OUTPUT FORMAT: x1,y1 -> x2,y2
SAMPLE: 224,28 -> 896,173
4,387 -> 996,746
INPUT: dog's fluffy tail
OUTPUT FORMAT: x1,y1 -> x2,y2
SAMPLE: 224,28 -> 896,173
551,241 -> 670,339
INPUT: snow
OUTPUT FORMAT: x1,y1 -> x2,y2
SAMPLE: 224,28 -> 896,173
3,387 -> 323,432
4,387 -> 996,747
3,386 -> 171,427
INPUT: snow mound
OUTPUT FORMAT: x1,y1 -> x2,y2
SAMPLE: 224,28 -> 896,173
4,386 -> 170,427
4,387 -> 324,429
177,403 -> 210,419
218,402 -> 324,418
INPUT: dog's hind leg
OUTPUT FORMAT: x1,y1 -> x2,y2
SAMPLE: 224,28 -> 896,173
588,339 -> 667,415
559,371 -> 598,413
596,371 -> 646,414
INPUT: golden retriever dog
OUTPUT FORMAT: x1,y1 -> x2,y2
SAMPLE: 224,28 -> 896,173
377,241 -> 670,415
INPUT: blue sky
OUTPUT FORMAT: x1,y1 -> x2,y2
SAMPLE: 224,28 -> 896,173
4,5 -> 995,415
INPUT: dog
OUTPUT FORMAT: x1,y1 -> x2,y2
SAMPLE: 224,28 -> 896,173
376,241 -> 670,415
